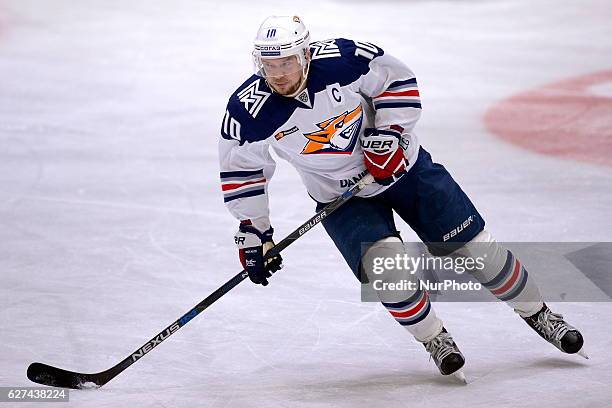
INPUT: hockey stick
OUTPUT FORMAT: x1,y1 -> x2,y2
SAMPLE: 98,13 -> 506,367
27,173 -> 375,389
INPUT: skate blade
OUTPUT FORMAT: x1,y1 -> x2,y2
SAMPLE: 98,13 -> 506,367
453,370 -> 468,384
576,348 -> 589,360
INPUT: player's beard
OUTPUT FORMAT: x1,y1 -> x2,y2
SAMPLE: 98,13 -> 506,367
269,75 -> 302,96
267,64 -> 309,97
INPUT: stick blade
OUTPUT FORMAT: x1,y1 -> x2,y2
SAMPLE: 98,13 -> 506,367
27,362 -> 101,389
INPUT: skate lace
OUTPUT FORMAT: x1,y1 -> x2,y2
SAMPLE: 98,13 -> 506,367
424,331 -> 456,363
533,309 -> 569,342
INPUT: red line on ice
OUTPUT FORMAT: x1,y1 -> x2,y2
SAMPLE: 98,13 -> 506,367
484,70 -> 612,167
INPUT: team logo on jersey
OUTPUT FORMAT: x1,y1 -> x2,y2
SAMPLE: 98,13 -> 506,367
237,79 -> 271,119
301,105 -> 363,155
310,39 -> 341,60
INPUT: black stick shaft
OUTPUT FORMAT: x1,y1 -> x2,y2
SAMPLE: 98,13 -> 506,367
27,174 -> 374,389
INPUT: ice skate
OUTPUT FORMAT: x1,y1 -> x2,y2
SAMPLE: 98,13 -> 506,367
522,303 -> 587,358
423,327 -> 467,383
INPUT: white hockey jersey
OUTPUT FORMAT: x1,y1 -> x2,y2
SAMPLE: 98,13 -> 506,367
219,38 -> 422,229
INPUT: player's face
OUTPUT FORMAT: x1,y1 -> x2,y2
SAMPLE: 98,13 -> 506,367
261,55 -> 304,95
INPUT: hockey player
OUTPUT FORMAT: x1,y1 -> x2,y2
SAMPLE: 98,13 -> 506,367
219,15 -> 586,381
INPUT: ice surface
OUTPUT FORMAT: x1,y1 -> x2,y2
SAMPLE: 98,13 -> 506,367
1,1 -> 611,407
78,382 -> 99,390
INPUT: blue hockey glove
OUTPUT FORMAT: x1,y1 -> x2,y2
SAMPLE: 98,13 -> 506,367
234,221 -> 283,286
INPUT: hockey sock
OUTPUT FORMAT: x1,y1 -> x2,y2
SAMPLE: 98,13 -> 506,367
362,237 -> 443,342
451,230 -> 543,317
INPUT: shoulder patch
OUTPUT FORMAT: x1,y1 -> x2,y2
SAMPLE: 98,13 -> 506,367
222,75 -> 303,145
236,78 -> 271,118
310,39 -> 341,60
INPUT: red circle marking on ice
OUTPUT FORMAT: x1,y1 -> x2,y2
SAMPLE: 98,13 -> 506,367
484,70 -> 612,167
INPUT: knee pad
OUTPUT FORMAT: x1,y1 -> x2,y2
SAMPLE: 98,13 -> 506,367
361,236 -> 424,303
449,229 -> 507,279
360,235 -> 416,283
